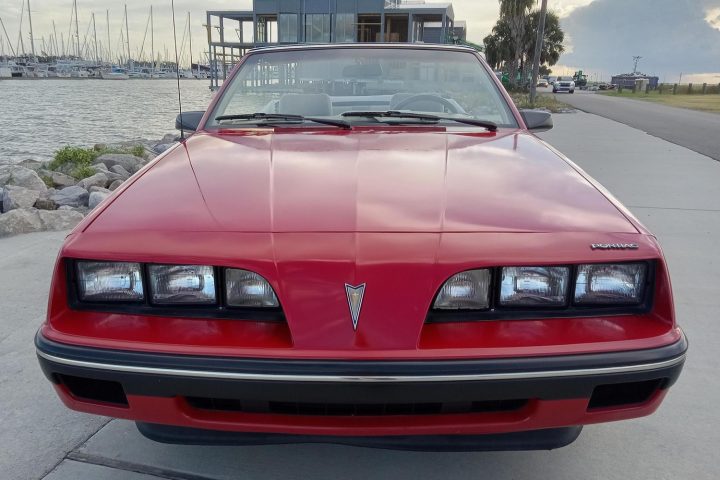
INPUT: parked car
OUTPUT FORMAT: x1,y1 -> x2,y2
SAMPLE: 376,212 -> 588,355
537,79 -> 549,87
553,76 -> 576,93
36,43 -> 686,451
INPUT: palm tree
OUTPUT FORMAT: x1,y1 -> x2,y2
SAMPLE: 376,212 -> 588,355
498,0 -> 534,88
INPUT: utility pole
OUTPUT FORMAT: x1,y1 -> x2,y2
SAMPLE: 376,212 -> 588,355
529,0 -> 548,104
27,0 -> 36,56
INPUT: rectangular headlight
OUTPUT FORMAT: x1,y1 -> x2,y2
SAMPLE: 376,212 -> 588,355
148,265 -> 216,304
574,263 -> 647,305
225,269 -> 279,307
434,269 -> 491,310
500,266 -> 569,307
77,261 -> 144,302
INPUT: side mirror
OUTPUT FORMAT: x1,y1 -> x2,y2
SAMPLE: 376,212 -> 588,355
520,109 -> 553,132
175,111 -> 205,132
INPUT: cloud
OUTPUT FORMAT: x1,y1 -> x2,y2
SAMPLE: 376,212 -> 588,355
2,0 -> 595,59
559,0 -> 720,79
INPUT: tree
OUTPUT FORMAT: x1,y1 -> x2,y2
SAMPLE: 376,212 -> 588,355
483,20 -> 511,70
497,0 -> 534,88
522,10 -> 565,86
483,6 -> 565,90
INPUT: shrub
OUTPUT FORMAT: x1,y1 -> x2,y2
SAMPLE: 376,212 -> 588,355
130,145 -> 146,158
41,174 -> 54,188
72,164 -> 96,180
49,146 -> 96,171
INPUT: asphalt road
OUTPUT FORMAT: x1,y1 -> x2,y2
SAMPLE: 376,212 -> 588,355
549,89 -> 720,161
2,112 -> 719,479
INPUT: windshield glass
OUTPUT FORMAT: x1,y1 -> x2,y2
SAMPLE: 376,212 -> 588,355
208,47 -> 518,128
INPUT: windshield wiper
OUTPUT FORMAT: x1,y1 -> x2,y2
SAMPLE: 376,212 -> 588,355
341,111 -> 498,131
215,112 -> 352,130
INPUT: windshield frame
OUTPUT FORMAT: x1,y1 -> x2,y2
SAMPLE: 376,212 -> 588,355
201,44 -> 522,131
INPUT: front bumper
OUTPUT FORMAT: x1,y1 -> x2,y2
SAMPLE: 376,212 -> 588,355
36,331 -> 686,448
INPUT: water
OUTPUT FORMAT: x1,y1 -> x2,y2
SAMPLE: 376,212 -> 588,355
0,79 -> 217,163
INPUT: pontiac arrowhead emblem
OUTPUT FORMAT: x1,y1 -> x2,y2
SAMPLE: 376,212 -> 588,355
345,283 -> 366,331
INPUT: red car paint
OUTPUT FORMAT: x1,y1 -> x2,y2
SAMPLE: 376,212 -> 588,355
38,44 -> 684,444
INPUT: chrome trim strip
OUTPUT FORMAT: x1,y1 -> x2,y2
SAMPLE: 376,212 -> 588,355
36,350 -> 686,384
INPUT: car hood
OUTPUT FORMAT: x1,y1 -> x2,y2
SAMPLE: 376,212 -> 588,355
86,129 -> 637,234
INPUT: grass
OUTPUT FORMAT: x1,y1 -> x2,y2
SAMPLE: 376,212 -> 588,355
599,90 -> 720,114
511,93 -> 572,113
48,144 -> 146,179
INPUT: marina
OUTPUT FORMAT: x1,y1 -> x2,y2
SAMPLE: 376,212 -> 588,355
0,1 -> 211,81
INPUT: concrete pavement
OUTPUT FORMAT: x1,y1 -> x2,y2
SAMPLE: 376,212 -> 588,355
551,90 -> 720,161
2,112 -> 718,479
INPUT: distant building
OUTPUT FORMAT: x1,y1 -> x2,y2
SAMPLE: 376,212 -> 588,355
611,73 -> 659,89
206,0 -> 465,87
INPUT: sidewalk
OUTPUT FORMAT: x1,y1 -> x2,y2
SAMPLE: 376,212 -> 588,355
2,112 -> 718,480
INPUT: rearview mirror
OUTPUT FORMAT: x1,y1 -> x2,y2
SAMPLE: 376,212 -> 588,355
519,109 -> 553,132
175,111 -> 205,132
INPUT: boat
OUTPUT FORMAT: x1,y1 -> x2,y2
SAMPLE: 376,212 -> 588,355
101,67 -> 130,80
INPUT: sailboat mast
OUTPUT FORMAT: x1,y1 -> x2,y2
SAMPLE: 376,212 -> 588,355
0,17 -> 17,57
27,0 -> 35,56
92,13 -> 99,65
17,1 -> 25,56
188,12 -> 193,75
106,10 -> 111,63
124,4 -> 131,67
150,6 -> 154,76
73,0 -> 80,58
52,20 -> 59,56
0,18 -> 14,56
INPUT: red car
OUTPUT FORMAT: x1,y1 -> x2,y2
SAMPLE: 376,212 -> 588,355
36,44 -> 686,451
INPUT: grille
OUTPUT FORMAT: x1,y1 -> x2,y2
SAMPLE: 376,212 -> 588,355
185,397 -> 528,416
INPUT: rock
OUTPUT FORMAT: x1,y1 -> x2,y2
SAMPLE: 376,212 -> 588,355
38,209 -> 85,231
18,159 -> 44,171
110,165 -> 131,179
2,185 -> 40,212
88,190 -> 111,209
50,185 -> 89,207
92,162 -> 109,172
159,133 -> 177,144
89,186 -> 111,194
0,165 -> 48,192
0,208 -> 43,236
50,171 -> 77,188
72,206 -> 90,216
153,143 -> 175,154
91,166 -> 123,183
108,179 -> 124,191
34,198 -> 58,210
57,205 -> 74,211
77,172 -> 109,190
94,153 -> 142,172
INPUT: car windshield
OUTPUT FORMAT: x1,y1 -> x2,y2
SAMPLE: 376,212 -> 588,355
559,77 -> 574,81
208,47 -> 518,128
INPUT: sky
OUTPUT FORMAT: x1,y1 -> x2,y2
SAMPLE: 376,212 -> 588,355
1,0 -> 718,81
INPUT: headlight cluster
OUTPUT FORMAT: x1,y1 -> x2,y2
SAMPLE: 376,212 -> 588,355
76,261 -> 279,308
434,263 -> 648,311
